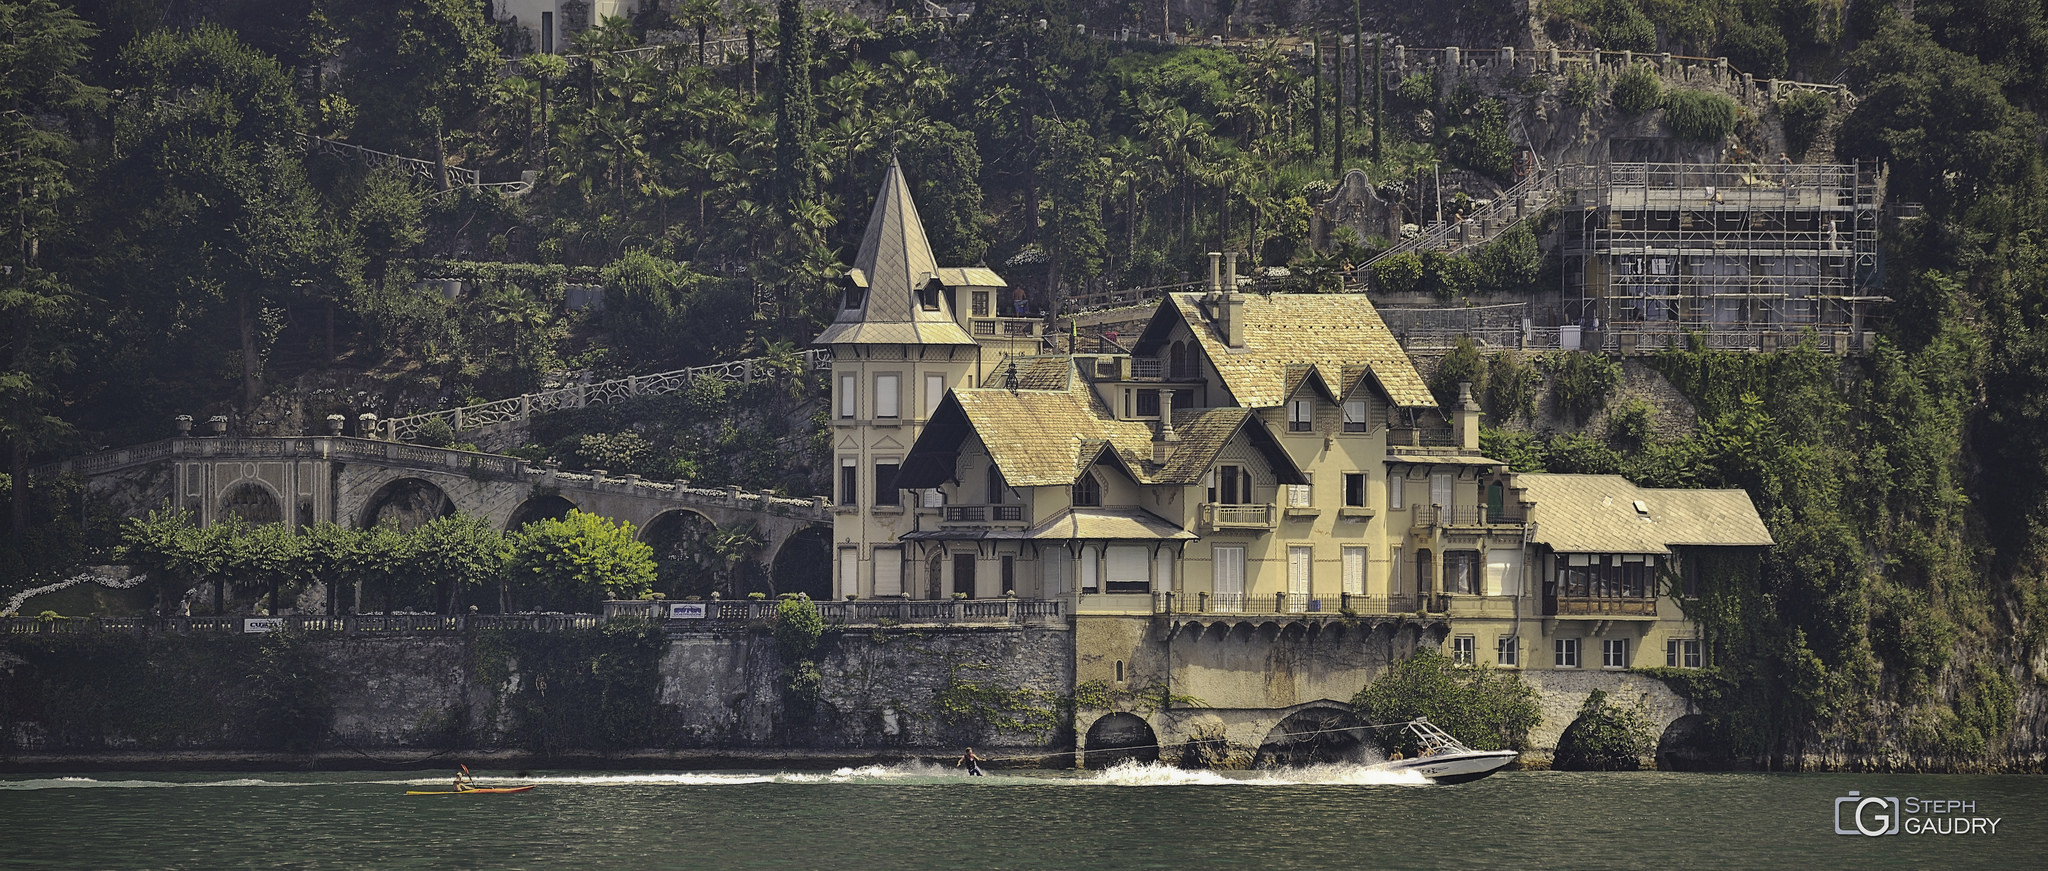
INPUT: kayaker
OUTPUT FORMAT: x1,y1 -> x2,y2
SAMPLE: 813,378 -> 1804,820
454,765 -> 475,792
957,747 -> 984,776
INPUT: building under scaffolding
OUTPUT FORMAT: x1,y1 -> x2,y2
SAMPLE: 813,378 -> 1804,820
1559,160 -> 1884,352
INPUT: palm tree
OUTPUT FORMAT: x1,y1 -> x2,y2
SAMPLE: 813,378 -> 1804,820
733,0 -> 772,97
673,0 -> 729,66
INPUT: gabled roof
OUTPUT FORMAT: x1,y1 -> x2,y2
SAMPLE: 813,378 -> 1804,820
982,355 -> 1072,390
815,157 -> 976,346
1517,474 -> 1774,554
1135,293 -> 1435,409
901,507 -> 1195,541
896,370 -> 1306,490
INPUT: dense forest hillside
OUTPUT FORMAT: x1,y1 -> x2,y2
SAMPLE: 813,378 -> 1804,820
6,0 -> 2048,768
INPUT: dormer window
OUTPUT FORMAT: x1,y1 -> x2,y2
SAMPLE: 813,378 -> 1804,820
920,277 -> 942,311
1288,398 -> 1313,432
842,286 -> 865,310
1073,472 -> 1102,507
1343,399 -> 1368,432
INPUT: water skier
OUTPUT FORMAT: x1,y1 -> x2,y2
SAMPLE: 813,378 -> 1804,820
957,747 -> 985,776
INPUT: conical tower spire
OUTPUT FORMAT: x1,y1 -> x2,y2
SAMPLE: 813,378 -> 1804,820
816,156 -> 974,345
852,155 -> 941,317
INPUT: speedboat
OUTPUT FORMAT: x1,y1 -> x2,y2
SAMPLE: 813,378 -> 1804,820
1367,717 -> 1519,783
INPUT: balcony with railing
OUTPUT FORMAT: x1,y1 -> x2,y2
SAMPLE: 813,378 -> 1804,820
941,503 -> 1026,525
970,317 -> 1043,339
1200,502 -> 1275,531
1409,505 -> 1528,532
1545,595 -> 1658,617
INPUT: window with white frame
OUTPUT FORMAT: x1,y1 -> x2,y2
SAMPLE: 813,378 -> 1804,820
1288,398 -> 1313,432
874,462 -> 900,506
1666,638 -> 1703,669
1430,472 -> 1454,510
1555,637 -> 1580,668
875,373 -> 900,419
1105,545 -> 1149,594
1497,635 -> 1519,666
971,291 -> 990,317
1344,473 -> 1368,507
1389,546 -> 1403,595
925,373 -> 946,418
1450,634 -> 1476,665
1286,482 -> 1312,507
838,457 -> 858,506
1602,638 -> 1630,668
837,547 -> 859,595
1212,545 -> 1245,611
1341,546 -> 1366,596
1343,399 -> 1369,432
838,374 -> 856,419
873,547 -> 903,596
1388,474 -> 1406,511
1286,546 -> 1312,611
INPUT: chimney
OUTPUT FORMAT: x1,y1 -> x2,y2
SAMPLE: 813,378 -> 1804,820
1221,292 -> 1246,349
1152,390 -> 1180,464
1224,251 -> 1241,292
1455,381 -> 1482,451
1206,252 -> 1222,298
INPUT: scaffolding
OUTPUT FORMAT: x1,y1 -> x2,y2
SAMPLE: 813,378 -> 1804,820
1559,160 -> 1883,350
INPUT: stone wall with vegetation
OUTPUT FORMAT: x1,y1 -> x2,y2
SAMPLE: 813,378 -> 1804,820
0,620 -> 1071,763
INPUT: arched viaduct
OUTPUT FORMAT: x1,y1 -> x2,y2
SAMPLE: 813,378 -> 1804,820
42,436 -> 831,576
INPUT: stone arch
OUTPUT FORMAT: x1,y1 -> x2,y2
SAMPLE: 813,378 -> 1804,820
641,509 -> 723,599
769,525 -> 831,601
360,477 -> 455,531
1655,713 -> 1714,772
506,493 -> 578,531
1083,712 -> 1159,768
1254,705 -> 1369,767
220,481 -> 282,525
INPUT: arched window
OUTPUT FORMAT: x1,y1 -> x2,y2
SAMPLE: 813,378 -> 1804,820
1073,472 -> 1102,507
986,464 -> 1006,504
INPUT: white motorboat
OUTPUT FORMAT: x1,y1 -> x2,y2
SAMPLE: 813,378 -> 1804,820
1368,718 -> 1519,784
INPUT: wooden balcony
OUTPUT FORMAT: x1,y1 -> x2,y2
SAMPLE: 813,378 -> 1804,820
1545,595 -> 1658,617
1200,502 -> 1275,531
1409,505 -> 1528,532
942,504 -> 1025,524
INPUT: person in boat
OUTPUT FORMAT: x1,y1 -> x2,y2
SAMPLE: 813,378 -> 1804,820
453,765 -> 475,792
957,747 -> 985,776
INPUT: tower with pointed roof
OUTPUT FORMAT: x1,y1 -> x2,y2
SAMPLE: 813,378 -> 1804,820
815,158 -> 1042,600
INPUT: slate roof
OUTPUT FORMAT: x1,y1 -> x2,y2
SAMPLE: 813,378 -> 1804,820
981,355 -> 1073,390
1516,474 -> 1774,554
815,157 -> 976,346
895,373 -> 1304,490
902,507 -> 1195,541
1143,293 -> 1436,409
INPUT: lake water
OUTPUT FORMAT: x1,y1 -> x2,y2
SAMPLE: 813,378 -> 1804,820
3,764 -> 2043,869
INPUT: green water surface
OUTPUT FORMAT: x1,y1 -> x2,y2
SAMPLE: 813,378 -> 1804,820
2,764 -> 2042,869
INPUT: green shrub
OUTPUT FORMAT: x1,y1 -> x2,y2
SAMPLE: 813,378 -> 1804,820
1718,19 -> 1788,79
1662,89 -> 1738,142
1395,71 -> 1435,104
1371,251 -> 1424,295
1545,351 -> 1622,422
1605,399 -> 1657,452
1551,689 -> 1655,770
1429,337 -> 1485,410
1612,63 -> 1662,115
1352,647 -> 1540,754
1482,352 -> 1540,423
1563,66 -> 1597,109
1778,90 -> 1832,159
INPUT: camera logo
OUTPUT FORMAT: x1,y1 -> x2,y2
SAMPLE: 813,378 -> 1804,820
1835,791 -> 1901,836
